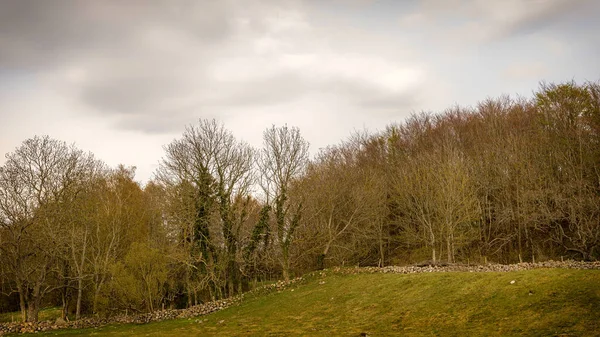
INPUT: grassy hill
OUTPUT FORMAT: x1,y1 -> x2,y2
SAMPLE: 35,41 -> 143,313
22,268 -> 600,336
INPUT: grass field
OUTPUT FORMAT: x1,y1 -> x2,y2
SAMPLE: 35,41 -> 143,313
19,268 -> 600,336
0,307 -> 61,324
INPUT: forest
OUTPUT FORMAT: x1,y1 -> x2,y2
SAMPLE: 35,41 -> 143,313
0,80 -> 599,322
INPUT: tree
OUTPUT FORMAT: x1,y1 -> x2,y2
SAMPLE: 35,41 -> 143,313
0,136 -> 100,322
158,119 -> 255,297
99,242 -> 168,314
80,166 -> 152,315
535,82 -> 600,260
258,125 -> 309,280
299,141 -> 380,270
388,112 -> 481,264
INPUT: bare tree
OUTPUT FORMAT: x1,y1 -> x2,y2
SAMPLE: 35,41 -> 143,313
258,125 -> 309,281
300,143 -> 375,270
0,136 -> 100,322
157,119 -> 255,296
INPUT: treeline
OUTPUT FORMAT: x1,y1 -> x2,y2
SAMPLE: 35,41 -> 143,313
1,81 -> 599,322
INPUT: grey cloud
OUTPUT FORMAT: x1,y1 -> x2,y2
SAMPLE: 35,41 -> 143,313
114,110 -> 200,134
77,71 -> 309,130
485,0 -> 599,41
323,78 -> 420,112
75,72 -> 307,134
0,1 -> 90,68
1,0 -> 426,137
1,0 -> 319,132
209,74 -> 421,112
79,66 -> 421,134
409,0 -> 600,44
84,73 -> 419,133
0,0 -> 235,69
81,73 -> 198,115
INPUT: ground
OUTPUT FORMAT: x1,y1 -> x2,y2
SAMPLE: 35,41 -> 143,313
11,268 -> 600,336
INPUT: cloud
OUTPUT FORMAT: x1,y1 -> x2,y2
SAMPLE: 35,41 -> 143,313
401,0 -> 598,44
0,0 -> 235,67
1,0 -> 426,135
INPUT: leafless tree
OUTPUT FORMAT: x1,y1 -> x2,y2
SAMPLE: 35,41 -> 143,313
258,125 -> 309,280
0,136 -> 100,322
157,119 -> 255,296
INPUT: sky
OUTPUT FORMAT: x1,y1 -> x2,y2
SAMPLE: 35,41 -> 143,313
1,0 -> 599,184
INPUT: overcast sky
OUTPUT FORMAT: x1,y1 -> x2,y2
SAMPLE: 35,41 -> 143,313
1,0 -> 599,183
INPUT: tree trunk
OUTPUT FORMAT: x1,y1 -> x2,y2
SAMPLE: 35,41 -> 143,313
282,244 -> 290,281
75,230 -> 88,320
379,232 -> 385,267
61,291 -> 68,320
92,269 -> 109,314
27,305 -> 39,323
186,270 -> 193,308
447,237 -> 452,263
76,278 -> 83,320
93,286 -> 100,314
429,225 -> 436,264
446,232 -> 455,263
317,254 -> 325,270
26,296 -> 40,323
18,285 -> 27,322
318,241 -> 333,270
24,282 -> 45,323
227,257 -> 239,297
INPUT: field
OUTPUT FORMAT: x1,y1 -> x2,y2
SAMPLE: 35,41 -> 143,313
18,268 -> 600,336
0,308 -> 61,324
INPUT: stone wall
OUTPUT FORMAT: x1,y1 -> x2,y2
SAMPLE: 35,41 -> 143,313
334,260 -> 600,275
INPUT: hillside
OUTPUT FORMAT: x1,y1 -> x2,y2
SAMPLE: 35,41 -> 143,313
15,267 -> 600,336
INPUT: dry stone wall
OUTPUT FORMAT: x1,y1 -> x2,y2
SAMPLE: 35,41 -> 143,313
334,260 -> 600,275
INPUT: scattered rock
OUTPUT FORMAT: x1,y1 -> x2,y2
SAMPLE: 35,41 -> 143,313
510,280 -> 516,284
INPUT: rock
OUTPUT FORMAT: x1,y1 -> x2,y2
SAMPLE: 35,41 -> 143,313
55,317 -> 67,326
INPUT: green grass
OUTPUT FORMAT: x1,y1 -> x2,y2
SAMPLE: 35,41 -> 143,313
0,307 -> 62,324
22,269 -> 600,336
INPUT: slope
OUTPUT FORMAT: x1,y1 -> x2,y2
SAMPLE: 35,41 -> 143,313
23,268 -> 600,336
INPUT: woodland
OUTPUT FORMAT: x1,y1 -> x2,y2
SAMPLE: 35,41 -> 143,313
0,80 -> 599,322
